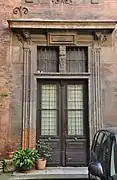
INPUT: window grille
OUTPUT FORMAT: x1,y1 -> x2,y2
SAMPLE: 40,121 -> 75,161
37,47 -> 59,72
66,47 -> 88,73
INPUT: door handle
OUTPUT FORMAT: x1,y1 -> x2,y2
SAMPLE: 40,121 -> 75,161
48,137 -> 51,141
74,137 -> 78,141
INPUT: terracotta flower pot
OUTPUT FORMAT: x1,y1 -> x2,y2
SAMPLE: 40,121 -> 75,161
7,151 -> 15,159
36,158 -> 47,170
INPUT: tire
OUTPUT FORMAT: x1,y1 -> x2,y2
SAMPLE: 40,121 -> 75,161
88,172 -> 91,180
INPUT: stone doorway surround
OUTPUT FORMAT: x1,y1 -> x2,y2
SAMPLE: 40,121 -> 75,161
7,19 -> 116,150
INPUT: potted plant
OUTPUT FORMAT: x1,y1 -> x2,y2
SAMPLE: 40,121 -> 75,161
36,140 -> 52,170
13,149 -> 39,172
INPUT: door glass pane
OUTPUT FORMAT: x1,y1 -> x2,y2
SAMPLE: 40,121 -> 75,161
67,85 -> 84,135
68,85 -> 83,109
41,85 -> 56,109
41,84 -> 57,135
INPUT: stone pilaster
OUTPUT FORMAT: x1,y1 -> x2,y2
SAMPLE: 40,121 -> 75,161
16,31 -> 37,150
89,32 -> 108,143
90,46 -> 103,141
22,42 -> 31,149
17,30 -> 32,149
29,44 -> 37,149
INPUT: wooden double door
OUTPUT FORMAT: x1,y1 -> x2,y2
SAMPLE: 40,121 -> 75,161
36,79 -> 89,166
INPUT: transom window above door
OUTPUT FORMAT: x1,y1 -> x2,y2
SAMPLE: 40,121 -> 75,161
37,47 -> 59,72
66,47 -> 88,72
37,46 -> 88,73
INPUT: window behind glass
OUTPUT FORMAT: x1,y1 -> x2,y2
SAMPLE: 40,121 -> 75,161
110,139 -> 116,177
98,136 -> 112,177
93,131 -> 104,154
91,131 -> 99,151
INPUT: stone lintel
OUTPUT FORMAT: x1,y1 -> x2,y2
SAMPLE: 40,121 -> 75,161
8,19 -> 116,30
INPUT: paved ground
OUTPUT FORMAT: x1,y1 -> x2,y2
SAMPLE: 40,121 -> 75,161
0,173 -> 12,180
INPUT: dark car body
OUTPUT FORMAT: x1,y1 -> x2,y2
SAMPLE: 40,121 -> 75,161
88,127 -> 117,180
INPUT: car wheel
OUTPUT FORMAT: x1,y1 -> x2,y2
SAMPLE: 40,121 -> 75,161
88,172 -> 96,180
88,172 -> 91,179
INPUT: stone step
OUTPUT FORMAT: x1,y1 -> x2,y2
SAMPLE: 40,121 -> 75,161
10,167 -> 88,180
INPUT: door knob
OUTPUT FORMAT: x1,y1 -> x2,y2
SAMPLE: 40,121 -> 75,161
74,137 -> 78,141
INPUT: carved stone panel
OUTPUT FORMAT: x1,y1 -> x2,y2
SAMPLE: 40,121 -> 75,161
52,0 -> 72,4
59,46 -> 66,72
25,0 -> 33,3
91,0 -> 99,4
25,0 -> 39,3
48,33 -> 76,45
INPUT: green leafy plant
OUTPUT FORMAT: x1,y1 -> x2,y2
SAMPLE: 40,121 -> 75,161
36,140 -> 52,160
13,149 -> 39,171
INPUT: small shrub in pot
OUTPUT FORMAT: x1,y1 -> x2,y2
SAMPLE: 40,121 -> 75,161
36,141 -> 52,170
13,149 -> 39,172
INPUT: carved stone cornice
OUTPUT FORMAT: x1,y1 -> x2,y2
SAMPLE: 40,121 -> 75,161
52,0 -> 72,4
8,19 -> 116,30
93,31 -> 107,45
